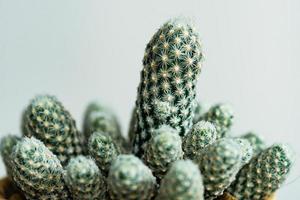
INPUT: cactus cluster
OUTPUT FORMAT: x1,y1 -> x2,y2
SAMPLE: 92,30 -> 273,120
0,17 -> 294,200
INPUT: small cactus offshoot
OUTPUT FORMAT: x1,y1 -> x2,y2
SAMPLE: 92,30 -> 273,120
241,132 -> 266,155
64,155 -> 105,200
83,102 -> 127,150
22,95 -> 82,165
88,131 -> 121,175
107,154 -> 156,200
143,125 -> 183,179
228,144 -> 293,200
156,159 -> 204,200
182,120 -> 217,160
193,101 -> 209,124
194,138 -> 245,199
11,137 -> 69,200
0,135 -> 21,178
202,103 -> 234,139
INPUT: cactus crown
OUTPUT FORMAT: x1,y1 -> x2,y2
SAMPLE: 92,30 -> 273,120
133,18 -> 203,156
88,131 -> 121,175
183,120 -> 217,159
107,154 -> 156,200
11,137 -> 69,200
228,144 -> 293,200
64,155 -> 104,200
202,104 -> 234,139
22,95 -> 82,164
143,125 -> 183,179
157,159 -> 204,200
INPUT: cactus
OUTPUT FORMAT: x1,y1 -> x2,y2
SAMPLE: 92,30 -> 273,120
156,159 -> 204,200
201,104 -> 234,139
22,95 -> 82,164
228,144 -> 293,200
241,132 -> 266,155
143,125 -> 183,179
107,154 -> 156,200
64,155 -> 105,200
10,137 -> 69,200
193,101 -> 209,124
235,138 -> 253,165
88,132 -> 121,175
0,135 -> 21,178
194,138 -> 244,199
182,120 -> 217,160
132,18 -> 203,156
83,102 -> 127,150
128,106 -> 137,146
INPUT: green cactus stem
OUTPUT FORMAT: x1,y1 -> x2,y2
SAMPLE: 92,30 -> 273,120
143,125 -> 183,179
201,103 -> 234,139
83,101 -> 127,151
193,101 -> 209,124
132,18 -> 203,156
194,138 -> 244,200
107,154 -> 156,200
241,132 -> 266,155
156,160 -> 204,200
182,120 -> 217,160
64,155 -> 105,200
22,95 -> 82,165
228,144 -> 293,200
0,135 -> 21,178
11,137 -> 69,200
88,132 -> 121,176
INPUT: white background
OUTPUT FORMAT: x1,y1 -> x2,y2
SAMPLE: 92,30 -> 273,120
0,0 -> 299,198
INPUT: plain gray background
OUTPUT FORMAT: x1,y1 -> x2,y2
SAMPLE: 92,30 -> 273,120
0,0 -> 299,198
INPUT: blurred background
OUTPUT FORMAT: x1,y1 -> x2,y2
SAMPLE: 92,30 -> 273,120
0,0 -> 299,198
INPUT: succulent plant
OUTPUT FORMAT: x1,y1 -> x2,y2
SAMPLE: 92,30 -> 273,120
64,155 -> 105,200
128,106 -> 137,146
182,120 -> 217,160
193,101 -> 209,124
22,95 -> 82,165
228,144 -> 293,200
201,104 -> 234,139
107,154 -> 156,200
194,138 -> 244,200
132,18 -> 203,156
143,125 -> 183,179
156,159 -> 204,200
0,135 -> 21,178
88,131 -> 121,175
11,137 -> 69,200
241,132 -> 266,155
83,101 -> 127,151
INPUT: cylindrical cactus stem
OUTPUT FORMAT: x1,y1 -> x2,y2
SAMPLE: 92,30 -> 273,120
182,120 -> 217,160
107,154 -> 156,200
0,135 -> 21,178
194,138 -> 246,200
22,95 -> 82,165
227,144 -> 293,200
64,155 -> 105,200
88,132 -> 121,176
83,102 -> 128,151
240,132 -> 266,155
128,106 -> 137,147
11,137 -> 69,200
143,125 -> 183,179
201,103 -> 234,139
132,18 -> 203,156
156,159 -> 204,200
